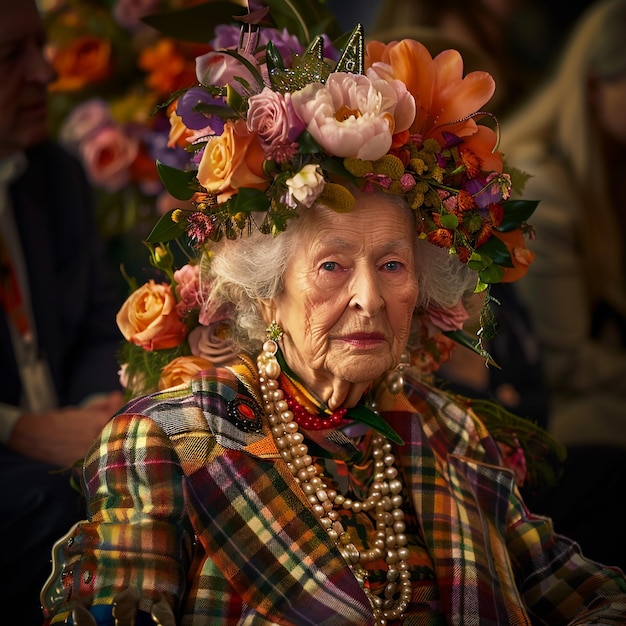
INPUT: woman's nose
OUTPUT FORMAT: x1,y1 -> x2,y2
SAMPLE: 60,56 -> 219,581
349,269 -> 384,316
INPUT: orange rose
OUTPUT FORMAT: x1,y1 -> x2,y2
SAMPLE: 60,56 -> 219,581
158,355 -> 213,390
116,280 -> 187,351
197,119 -> 268,202
49,36 -> 112,92
492,229 -> 535,282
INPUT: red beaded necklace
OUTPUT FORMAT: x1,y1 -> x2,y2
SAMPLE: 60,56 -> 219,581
284,391 -> 347,430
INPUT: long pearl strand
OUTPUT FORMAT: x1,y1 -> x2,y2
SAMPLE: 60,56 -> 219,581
257,341 -> 412,624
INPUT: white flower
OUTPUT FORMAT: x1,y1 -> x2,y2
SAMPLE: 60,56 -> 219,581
285,164 -> 325,208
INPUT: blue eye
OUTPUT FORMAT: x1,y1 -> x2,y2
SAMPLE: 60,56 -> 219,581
383,261 -> 401,271
321,261 -> 337,271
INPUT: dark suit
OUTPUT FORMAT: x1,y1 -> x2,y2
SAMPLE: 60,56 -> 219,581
0,142 -> 123,625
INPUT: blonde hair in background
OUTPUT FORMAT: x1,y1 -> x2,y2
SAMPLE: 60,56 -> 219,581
502,0 -> 626,311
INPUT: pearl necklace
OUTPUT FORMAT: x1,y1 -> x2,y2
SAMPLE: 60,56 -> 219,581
257,341 -> 412,625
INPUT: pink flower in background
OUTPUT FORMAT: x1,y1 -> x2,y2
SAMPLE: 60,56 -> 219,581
59,98 -> 111,146
113,0 -> 160,30
79,124 -> 139,192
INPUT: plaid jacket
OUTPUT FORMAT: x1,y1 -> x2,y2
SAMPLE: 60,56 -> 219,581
42,359 -> 626,625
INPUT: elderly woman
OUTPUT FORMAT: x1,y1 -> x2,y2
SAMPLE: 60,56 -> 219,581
42,5 -> 626,626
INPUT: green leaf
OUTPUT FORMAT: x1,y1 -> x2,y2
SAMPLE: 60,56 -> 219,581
145,210 -> 188,243
344,404 -> 404,445
444,329 -> 499,367
476,236 -> 514,267
498,199 -> 539,232
231,188 -> 270,215
156,161 -> 198,201
319,156 -> 355,182
194,102 -> 239,119
479,264 -> 505,284
141,1 -> 247,43
221,50 -> 265,91
439,213 -> 459,229
297,130 -> 323,155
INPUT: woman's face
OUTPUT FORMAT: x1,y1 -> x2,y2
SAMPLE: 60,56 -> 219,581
266,192 -> 419,400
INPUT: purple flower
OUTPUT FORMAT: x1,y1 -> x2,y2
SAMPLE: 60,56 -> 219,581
177,87 -> 226,135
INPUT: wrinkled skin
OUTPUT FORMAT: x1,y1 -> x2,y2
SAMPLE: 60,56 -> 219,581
261,192 -> 419,410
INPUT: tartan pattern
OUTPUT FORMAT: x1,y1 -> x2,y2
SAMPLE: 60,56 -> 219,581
42,365 -> 626,625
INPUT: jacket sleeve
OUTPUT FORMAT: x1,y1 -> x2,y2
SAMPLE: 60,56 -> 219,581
507,491 -> 626,625
41,413 -> 193,624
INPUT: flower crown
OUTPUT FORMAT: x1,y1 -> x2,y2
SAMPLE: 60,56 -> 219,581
146,4 -> 536,286
116,1 -> 537,398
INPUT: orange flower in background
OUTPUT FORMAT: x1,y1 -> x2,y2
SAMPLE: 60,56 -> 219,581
492,229 -> 535,282
139,39 -> 209,96
49,35 -> 112,92
365,39 -> 501,170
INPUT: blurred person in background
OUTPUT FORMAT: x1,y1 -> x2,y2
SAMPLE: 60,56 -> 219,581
501,0 -> 626,570
0,0 -> 125,623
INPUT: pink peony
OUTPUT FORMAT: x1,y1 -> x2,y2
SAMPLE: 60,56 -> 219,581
290,72 -> 415,161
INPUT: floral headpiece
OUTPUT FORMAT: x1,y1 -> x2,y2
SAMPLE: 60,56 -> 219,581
116,0 -> 537,398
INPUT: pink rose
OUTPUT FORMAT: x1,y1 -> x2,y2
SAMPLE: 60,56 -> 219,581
426,299 -> 470,332
174,263 -> 200,317
188,323 -> 237,365
60,98 -> 111,147
116,279 -> 187,351
80,124 -> 139,192
246,87 -> 305,154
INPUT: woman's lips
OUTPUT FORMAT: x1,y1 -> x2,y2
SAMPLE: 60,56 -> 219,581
341,332 -> 386,347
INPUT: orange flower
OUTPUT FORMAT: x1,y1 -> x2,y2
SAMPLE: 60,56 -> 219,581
197,119 -> 268,202
365,39 -> 501,171
158,355 -> 213,390
139,39 -> 208,96
49,36 -> 112,92
492,229 -> 535,282
116,280 -> 187,351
